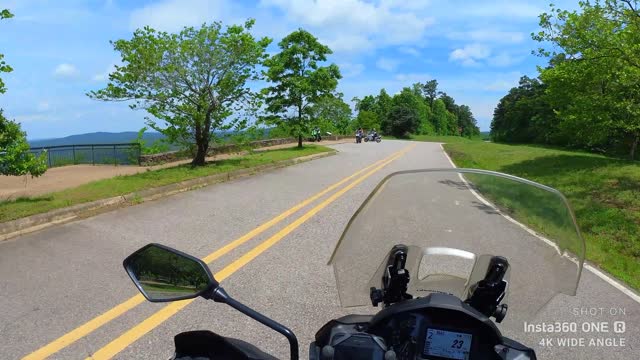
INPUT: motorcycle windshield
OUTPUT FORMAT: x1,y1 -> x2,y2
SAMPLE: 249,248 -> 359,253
328,169 -> 585,321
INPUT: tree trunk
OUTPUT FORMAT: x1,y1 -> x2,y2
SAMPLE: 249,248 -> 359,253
192,141 -> 208,166
630,132 -> 639,161
192,120 -> 208,166
297,134 -> 303,148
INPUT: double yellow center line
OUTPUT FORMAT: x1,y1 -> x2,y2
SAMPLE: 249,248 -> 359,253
23,144 -> 414,360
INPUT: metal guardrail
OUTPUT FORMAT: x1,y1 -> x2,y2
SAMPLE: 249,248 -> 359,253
28,143 -> 141,168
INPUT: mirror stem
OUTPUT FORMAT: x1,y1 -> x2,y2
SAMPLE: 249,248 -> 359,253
207,287 -> 300,360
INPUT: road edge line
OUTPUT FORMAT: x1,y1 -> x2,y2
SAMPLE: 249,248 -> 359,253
439,143 -> 640,304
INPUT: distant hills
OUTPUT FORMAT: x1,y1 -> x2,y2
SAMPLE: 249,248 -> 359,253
27,129 -> 269,149
29,131 -> 166,148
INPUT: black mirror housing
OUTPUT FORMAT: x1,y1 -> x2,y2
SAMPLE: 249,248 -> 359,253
123,243 -> 219,302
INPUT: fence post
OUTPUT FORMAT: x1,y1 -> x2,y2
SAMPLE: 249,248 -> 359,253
91,145 -> 95,165
137,143 -> 141,165
47,149 -> 51,167
113,145 -> 117,166
73,145 -> 76,164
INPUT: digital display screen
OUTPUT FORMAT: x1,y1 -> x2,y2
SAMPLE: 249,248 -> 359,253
423,328 -> 472,360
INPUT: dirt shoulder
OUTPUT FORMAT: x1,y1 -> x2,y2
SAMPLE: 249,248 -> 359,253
0,139 -> 349,199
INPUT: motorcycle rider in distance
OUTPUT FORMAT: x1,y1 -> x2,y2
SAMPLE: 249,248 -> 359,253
311,126 -> 321,142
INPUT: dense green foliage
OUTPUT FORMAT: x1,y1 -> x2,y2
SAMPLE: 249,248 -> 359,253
262,29 -> 342,148
353,80 -> 480,138
89,20 -> 271,165
491,0 -> 640,159
444,141 -> 640,290
310,95 -> 353,135
0,9 -> 47,177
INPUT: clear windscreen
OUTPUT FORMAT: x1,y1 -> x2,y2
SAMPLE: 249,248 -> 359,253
328,169 -> 585,321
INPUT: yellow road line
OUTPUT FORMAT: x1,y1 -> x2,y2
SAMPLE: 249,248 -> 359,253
86,144 -> 415,360
22,147 -> 407,360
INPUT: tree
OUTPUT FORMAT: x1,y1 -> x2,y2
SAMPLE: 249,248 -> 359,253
375,89 -> 393,134
89,20 -> 271,165
456,105 -> 480,138
311,95 -> 353,135
0,9 -> 47,177
534,0 -> 640,159
0,9 -> 14,95
387,104 -> 420,138
490,76 -> 557,143
262,29 -> 341,148
354,111 -> 380,131
353,95 -> 379,113
0,110 -> 47,177
422,80 -> 439,109
431,99 -> 449,135
390,87 -> 426,135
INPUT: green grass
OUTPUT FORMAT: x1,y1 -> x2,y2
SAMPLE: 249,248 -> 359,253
444,141 -> 640,290
0,145 -> 331,223
385,134 -> 484,143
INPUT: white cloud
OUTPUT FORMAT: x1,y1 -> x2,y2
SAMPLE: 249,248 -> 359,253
37,101 -> 50,112
322,34 -> 375,54
398,47 -> 421,57
394,73 -> 433,83
380,0 -> 432,11
487,52 -> 524,67
338,63 -> 365,78
448,29 -> 525,44
462,2 -> 544,18
260,0 -> 433,53
13,114 -> 49,123
376,57 -> 401,72
92,63 -> 119,82
481,72 -> 522,91
53,63 -> 78,78
449,44 -> 491,66
130,0 -> 224,32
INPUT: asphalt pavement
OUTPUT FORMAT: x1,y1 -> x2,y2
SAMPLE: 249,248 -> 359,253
0,140 -> 637,360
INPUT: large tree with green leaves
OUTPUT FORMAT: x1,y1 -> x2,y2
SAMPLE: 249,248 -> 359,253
491,76 -> 557,143
534,0 -> 640,159
387,104 -> 420,138
375,89 -> 393,134
262,29 -> 341,148
310,95 -> 353,135
0,9 -> 47,177
89,20 -> 271,165
390,87 -> 428,136
431,99 -> 449,135
422,80 -> 439,109
354,111 -> 380,131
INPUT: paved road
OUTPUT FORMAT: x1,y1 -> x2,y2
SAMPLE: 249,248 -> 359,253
0,140 -> 637,359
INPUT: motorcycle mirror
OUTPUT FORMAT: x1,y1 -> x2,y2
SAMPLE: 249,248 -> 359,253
123,243 -> 219,302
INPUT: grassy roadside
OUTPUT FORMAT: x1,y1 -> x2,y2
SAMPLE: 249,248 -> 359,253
0,145 -> 331,223
443,141 -> 640,290
384,134 -> 483,143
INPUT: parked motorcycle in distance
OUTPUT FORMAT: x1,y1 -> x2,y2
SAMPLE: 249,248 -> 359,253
123,169 -> 586,360
364,133 -> 382,143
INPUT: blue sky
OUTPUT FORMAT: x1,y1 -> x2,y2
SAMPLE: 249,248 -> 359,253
0,0 -> 576,139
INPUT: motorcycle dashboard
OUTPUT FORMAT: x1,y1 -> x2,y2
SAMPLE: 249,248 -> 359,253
369,303 -> 502,360
422,328 -> 472,360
